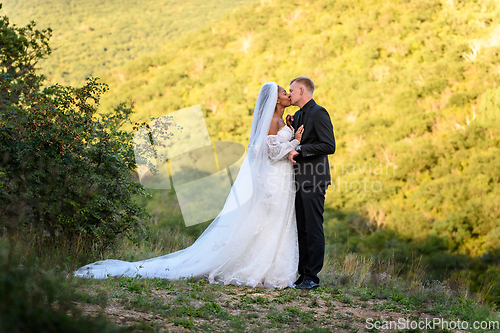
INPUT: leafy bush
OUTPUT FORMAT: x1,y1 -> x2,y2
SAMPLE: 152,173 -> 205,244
0,254 -> 126,333
0,5 -> 150,253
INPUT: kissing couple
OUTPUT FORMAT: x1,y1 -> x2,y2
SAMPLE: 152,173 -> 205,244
75,76 -> 336,290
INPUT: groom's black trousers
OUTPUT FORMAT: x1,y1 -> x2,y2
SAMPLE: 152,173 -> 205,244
295,184 -> 327,285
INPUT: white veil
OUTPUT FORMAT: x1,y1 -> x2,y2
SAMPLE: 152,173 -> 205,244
74,82 -> 280,281
248,82 -> 279,158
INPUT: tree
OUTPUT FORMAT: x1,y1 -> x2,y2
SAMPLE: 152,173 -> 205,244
0,5 -> 151,258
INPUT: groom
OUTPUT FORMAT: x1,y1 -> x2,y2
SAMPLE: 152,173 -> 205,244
286,76 -> 336,290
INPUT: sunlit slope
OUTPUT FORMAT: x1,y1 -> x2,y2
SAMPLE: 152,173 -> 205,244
97,0 -> 500,256
2,0 -> 258,85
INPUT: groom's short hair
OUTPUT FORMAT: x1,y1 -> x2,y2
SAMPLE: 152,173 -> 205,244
290,76 -> 315,94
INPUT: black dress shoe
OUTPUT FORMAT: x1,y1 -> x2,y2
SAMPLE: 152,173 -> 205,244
294,276 -> 304,285
295,279 -> 319,290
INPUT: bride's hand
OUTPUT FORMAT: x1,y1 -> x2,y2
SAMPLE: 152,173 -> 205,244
295,125 -> 304,142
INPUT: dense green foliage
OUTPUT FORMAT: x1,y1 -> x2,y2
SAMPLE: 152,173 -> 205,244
4,0 -> 500,304
0,6 -> 150,253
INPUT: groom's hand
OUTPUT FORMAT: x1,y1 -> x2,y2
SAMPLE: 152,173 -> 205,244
286,114 -> 294,127
288,150 -> 299,163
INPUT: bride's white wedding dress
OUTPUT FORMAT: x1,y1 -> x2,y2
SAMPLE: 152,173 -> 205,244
75,83 -> 300,289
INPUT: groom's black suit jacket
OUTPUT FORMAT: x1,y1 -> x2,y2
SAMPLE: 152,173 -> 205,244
292,99 -> 336,188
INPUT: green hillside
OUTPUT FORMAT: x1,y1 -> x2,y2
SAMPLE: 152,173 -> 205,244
95,0 -> 500,253
2,0 -> 258,85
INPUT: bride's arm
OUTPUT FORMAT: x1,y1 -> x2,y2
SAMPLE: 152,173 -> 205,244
267,135 -> 300,162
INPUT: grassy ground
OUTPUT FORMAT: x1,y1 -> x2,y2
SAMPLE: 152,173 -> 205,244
2,229 -> 499,332
75,272 -> 493,332
72,240 -> 500,332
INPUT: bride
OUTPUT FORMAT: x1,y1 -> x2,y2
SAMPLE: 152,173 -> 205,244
74,82 -> 304,289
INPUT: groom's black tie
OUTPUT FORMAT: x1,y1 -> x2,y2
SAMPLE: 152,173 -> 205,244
297,111 -> 304,129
